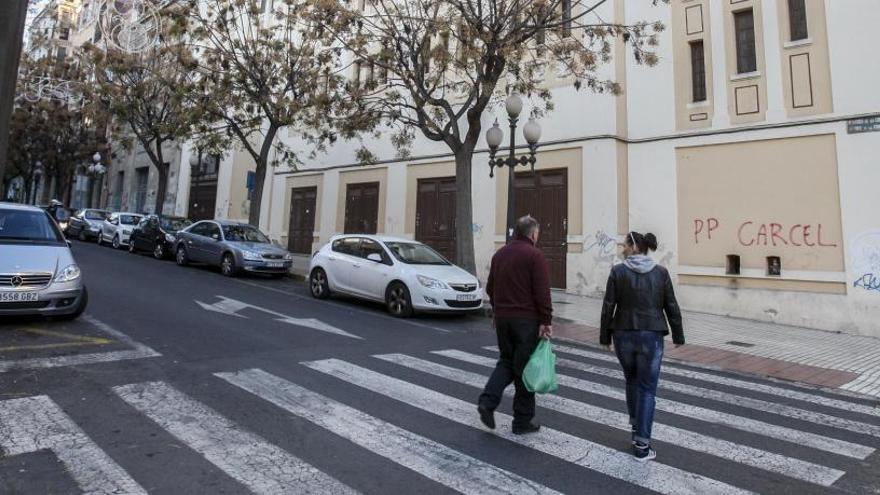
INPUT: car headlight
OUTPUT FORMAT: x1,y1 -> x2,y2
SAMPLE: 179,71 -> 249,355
283,253 -> 293,261
417,275 -> 448,290
54,264 -> 81,283
165,233 -> 176,243
241,250 -> 263,261
59,221 -> 68,230
123,229 -> 131,235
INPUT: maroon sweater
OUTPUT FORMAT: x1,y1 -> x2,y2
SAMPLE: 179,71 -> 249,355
486,236 -> 553,325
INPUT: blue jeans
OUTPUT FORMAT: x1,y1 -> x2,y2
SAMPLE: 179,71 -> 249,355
613,331 -> 664,445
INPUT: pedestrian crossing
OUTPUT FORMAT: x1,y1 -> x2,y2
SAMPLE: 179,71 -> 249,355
2,344 -> 879,494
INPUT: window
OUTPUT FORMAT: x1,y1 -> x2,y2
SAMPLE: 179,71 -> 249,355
260,0 -> 273,13
690,40 -> 707,102
55,47 -> 67,68
733,10 -> 757,74
203,223 -> 221,239
189,222 -> 212,237
561,0 -> 572,38
788,0 -> 808,41
332,237 -> 362,256
360,239 -> 389,263
59,27 -> 69,40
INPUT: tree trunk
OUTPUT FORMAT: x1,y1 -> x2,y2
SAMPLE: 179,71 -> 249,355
247,124 -> 279,227
453,146 -> 477,275
153,141 -> 168,216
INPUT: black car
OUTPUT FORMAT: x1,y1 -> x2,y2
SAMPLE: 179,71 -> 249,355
67,208 -> 110,241
128,214 -> 192,259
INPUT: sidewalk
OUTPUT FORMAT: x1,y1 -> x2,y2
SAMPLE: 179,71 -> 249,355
549,291 -> 880,400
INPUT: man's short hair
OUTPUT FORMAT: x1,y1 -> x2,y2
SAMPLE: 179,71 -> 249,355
515,215 -> 539,238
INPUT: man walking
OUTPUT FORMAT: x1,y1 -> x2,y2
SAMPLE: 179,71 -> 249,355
478,215 -> 553,434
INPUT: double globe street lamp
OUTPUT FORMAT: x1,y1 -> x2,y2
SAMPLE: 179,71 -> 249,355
87,152 -> 106,208
486,93 -> 542,243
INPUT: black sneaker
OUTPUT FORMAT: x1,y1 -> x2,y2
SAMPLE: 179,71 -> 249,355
512,423 -> 541,435
478,405 -> 495,429
633,442 -> 656,462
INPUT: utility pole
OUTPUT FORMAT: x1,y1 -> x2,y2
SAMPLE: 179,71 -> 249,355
0,0 -> 30,188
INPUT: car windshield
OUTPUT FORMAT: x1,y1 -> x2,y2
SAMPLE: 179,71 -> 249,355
223,225 -> 269,243
385,242 -> 450,265
160,217 -> 191,232
120,215 -> 141,225
85,210 -> 107,220
0,208 -> 65,245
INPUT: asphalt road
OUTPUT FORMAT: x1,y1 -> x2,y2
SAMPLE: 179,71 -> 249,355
1,240 -> 880,494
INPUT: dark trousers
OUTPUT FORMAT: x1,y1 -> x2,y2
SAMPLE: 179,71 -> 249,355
478,318 -> 540,428
613,330 -> 664,445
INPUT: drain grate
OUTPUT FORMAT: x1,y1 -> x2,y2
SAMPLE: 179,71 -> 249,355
725,341 -> 756,348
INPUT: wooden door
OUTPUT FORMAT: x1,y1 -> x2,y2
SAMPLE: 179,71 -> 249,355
287,186 -> 317,254
188,180 -> 217,222
344,182 -> 380,234
514,169 -> 568,288
415,177 -> 457,262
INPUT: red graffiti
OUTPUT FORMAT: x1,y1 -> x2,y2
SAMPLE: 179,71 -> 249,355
737,221 -> 838,247
693,217 -> 719,244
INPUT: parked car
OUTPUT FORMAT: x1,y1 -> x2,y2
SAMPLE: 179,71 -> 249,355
97,212 -> 144,249
0,202 -> 88,319
128,214 -> 192,259
308,235 -> 483,317
174,220 -> 293,277
66,208 -> 110,241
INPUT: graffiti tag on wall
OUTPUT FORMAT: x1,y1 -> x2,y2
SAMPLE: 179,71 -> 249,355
693,218 -> 838,248
584,230 -> 616,256
851,231 -> 880,294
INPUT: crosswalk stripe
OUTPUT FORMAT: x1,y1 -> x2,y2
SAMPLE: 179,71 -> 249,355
217,368 -> 562,495
0,395 -> 146,495
441,350 -> 873,460
113,381 -> 355,495
375,353 -> 844,486
546,352 -> 880,438
303,358 -> 754,495
550,344 -> 880,419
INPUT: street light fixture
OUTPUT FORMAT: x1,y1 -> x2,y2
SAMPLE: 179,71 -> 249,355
487,93 -> 542,243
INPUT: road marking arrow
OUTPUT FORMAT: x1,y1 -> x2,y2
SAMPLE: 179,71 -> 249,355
275,317 -> 362,340
196,296 -> 362,339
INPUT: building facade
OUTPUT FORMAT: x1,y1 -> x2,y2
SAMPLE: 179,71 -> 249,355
229,0 -> 878,336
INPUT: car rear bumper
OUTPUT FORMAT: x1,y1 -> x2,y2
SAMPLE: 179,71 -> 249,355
0,286 -> 84,317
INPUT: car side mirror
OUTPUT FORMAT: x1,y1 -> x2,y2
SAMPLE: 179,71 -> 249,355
367,253 -> 383,263
211,233 -> 220,241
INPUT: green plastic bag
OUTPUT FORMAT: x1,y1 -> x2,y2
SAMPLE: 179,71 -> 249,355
523,339 -> 558,393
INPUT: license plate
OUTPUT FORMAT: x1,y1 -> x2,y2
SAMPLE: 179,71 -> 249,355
456,294 -> 478,302
0,292 -> 39,302
267,261 -> 284,268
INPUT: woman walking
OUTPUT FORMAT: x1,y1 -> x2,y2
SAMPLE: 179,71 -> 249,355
600,231 -> 684,462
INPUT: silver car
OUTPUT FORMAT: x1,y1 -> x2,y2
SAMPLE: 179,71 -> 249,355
0,202 -> 88,319
173,220 -> 293,277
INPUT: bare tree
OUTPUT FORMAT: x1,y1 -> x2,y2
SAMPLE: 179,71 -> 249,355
317,0 -> 666,273
86,44 -> 195,215
170,0 -> 361,226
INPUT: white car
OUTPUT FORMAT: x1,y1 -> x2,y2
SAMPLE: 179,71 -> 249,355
98,212 -> 144,249
309,235 -> 483,317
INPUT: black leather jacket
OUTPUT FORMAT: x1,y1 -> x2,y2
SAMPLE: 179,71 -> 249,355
599,263 -> 685,345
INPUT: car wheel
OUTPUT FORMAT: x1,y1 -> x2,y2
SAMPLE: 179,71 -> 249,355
77,229 -> 87,242
221,253 -> 238,277
153,243 -> 166,260
310,268 -> 331,299
56,286 -> 88,321
112,235 -> 121,249
386,282 -> 414,318
176,245 -> 189,266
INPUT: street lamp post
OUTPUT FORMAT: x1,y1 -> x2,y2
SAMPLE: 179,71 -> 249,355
87,152 -> 106,208
486,93 -> 542,243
